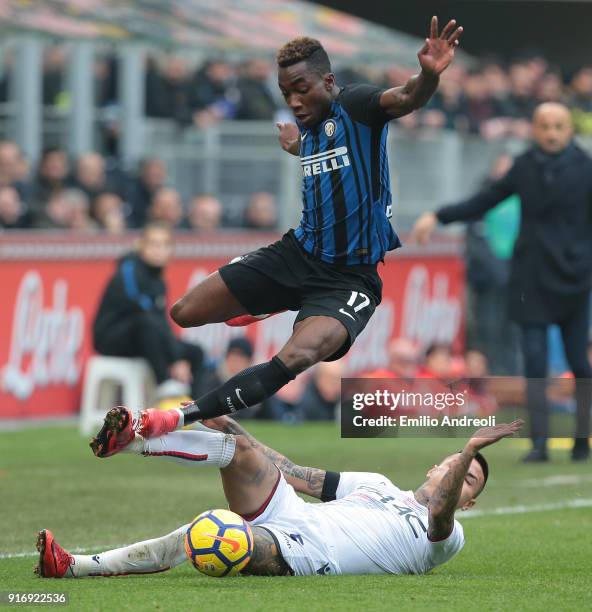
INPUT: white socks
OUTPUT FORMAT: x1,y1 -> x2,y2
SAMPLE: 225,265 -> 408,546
126,430 -> 236,469
70,525 -> 189,578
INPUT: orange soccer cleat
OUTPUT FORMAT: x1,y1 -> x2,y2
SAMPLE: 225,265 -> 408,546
90,406 -> 136,458
35,529 -> 74,578
136,407 -> 181,439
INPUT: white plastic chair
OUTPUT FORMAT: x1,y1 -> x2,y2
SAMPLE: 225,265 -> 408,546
79,356 -> 156,435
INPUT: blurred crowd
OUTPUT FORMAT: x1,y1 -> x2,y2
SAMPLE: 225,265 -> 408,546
389,57 -> 592,139
0,141 -> 278,232
145,52 -> 592,138
2,46 -> 592,137
192,334 -> 498,423
3,48 -> 592,232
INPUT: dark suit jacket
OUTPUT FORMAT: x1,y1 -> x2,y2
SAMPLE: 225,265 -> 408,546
436,143 -> 592,324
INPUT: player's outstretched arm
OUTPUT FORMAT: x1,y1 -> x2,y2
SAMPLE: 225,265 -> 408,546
410,163 -> 518,245
427,420 -> 523,541
380,16 -> 463,118
204,415 -> 327,499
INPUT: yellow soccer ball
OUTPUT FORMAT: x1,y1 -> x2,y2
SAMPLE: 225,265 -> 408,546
184,509 -> 253,577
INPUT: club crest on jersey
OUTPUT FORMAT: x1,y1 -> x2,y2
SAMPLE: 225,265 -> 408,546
324,119 -> 337,137
301,146 -> 350,177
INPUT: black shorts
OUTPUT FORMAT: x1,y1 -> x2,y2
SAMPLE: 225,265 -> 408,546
218,230 -> 383,361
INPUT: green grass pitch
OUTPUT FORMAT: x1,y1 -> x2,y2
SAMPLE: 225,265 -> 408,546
0,422 -> 590,611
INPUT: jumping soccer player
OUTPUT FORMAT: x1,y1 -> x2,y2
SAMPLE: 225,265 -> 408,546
36,407 -> 521,577
138,16 -> 464,432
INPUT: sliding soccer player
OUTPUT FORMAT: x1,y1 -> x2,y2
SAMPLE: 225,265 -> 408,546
141,17 -> 464,431
36,407 -> 521,577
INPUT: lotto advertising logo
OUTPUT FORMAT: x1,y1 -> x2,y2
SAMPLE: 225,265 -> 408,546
1,271 -> 84,401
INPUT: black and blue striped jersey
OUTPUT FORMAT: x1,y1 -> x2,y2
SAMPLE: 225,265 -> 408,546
294,83 -> 402,266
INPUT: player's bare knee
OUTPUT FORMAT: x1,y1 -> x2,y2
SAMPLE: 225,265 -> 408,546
228,434 -> 255,466
170,299 -> 198,328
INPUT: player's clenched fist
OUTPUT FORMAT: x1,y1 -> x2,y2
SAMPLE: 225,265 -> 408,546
276,122 -> 300,155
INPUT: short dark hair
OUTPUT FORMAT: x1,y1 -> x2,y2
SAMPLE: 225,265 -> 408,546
473,451 -> 489,492
455,449 -> 488,495
226,337 -> 254,359
276,37 -> 331,75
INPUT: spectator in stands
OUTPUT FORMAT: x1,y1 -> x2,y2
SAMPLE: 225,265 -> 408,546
235,59 -> 277,120
298,361 -> 343,421
191,59 -> 238,128
42,46 -> 67,108
0,141 -> 23,187
457,70 -> 501,136
35,188 -> 92,231
67,189 -> 96,233
482,61 -> 510,102
30,148 -> 69,220
93,192 -> 126,234
70,152 -> 108,202
185,194 -> 223,231
0,185 -> 28,229
36,190 -> 70,229
464,349 -> 489,379
495,61 -> 537,138
388,338 -> 420,379
418,344 -> 454,379
94,54 -> 118,108
568,66 -> 592,136
361,337 -> 420,380
145,56 -> 194,124
242,192 -> 277,230
93,222 -> 204,399
127,158 -> 167,228
148,187 -> 184,228
535,71 -> 565,104
462,349 -> 498,415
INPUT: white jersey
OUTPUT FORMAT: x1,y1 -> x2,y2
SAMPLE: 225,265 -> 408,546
250,472 -> 464,576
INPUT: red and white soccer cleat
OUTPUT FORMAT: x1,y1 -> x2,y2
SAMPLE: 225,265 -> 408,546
136,407 -> 182,439
224,311 -> 284,327
90,406 -> 136,458
35,529 -> 74,578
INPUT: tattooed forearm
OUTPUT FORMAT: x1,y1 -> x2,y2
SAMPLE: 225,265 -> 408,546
381,72 -> 439,118
268,458 -> 326,499
427,448 -> 474,540
215,416 -> 327,499
241,527 -> 292,576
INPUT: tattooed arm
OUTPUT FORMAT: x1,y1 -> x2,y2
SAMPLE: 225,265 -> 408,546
427,447 -> 474,541
204,416 -> 328,500
428,420 -> 523,541
241,527 -> 292,576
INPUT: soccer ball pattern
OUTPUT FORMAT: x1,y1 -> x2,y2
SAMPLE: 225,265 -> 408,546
184,509 -> 253,577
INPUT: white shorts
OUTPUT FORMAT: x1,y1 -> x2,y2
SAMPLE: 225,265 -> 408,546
243,470 -> 397,576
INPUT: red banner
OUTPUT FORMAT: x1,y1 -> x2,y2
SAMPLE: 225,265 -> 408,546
0,233 -> 464,420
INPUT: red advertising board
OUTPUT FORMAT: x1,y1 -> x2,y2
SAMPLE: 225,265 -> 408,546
0,233 -> 464,420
